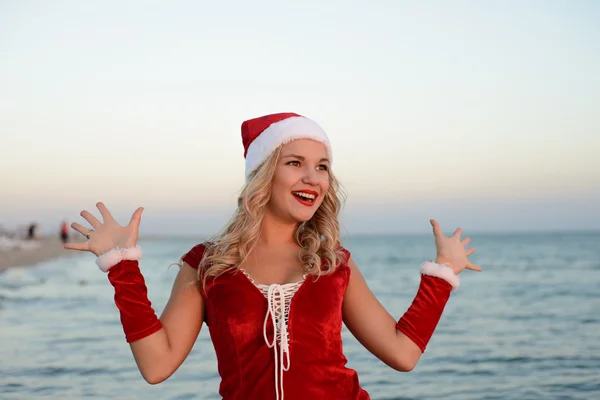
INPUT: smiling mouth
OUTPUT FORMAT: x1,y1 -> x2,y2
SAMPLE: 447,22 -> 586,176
292,191 -> 318,205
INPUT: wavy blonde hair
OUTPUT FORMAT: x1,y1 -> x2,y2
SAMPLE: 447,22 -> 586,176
198,145 -> 346,288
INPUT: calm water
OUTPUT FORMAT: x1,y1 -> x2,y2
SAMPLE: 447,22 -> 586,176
1,232 -> 599,399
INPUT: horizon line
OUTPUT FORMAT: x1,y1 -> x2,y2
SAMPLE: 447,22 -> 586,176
137,227 -> 600,240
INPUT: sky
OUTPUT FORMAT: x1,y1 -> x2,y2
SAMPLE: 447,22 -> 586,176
1,0 -> 599,236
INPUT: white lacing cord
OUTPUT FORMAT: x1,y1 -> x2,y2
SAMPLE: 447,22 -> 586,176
243,271 -> 303,400
263,285 -> 290,400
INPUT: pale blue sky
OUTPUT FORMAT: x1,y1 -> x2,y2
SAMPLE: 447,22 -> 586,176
1,0 -> 599,235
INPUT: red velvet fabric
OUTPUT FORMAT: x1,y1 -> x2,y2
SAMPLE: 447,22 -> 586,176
182,244 -> 370,400
241,112 -> 301,157
104,244 -> 452,397
107,260 -> 163,343
395,275 -> 452,352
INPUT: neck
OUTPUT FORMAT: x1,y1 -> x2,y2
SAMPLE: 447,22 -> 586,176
258,212 -> 299,246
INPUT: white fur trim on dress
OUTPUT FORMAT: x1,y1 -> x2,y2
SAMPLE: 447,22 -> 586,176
420,261 -> 460,291
245,116 -> 332,181
95,246 -> 143,272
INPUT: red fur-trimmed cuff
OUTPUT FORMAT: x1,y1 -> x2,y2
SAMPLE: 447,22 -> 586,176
420,261 -> 460,291
96,247 -> 143,272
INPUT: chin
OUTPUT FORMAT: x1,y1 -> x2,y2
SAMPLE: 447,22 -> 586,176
294,214 -> 313,223
290,208 -> 319,224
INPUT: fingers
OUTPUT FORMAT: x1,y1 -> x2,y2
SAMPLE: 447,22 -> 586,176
63,242 -> 89,252
430,219 -> 443,238
466,263 -> 482,272
128,207 -> 144,227
71,222 -> 92,237
80,210 -> 101,229
430,220 -> 465,240
430,219 -> 480,272
96,202 -> 114,223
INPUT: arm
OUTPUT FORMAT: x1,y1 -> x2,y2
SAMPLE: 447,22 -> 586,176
342,220 -> 481,372
127,262 -> 204,384
63,202 -> 206,384
342,256 -> 423,372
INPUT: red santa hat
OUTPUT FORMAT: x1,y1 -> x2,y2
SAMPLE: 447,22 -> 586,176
241,112 -> 332,181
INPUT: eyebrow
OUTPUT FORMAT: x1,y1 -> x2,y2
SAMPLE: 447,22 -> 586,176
283,154 -> 330,163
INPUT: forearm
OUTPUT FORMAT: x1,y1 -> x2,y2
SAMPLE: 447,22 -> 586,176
344,257 -> 456,372
363,312 -> 423,372
106,256 -> 204,384
392,330 -> 423,371
394,264 -> 455,367
107,258 -> 190,384
129,303 -> 203,384
393,219 -> 479,363
364,308 -> 428,372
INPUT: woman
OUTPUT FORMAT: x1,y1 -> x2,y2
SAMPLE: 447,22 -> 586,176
64,112 -> 481,399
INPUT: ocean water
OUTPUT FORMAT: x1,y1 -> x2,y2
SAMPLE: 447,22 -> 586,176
1,232 -> 599,400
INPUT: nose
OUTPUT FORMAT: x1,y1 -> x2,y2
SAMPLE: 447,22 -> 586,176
302,167 -> 319,186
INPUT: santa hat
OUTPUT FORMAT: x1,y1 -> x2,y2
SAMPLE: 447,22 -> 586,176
241,112 -> 332,180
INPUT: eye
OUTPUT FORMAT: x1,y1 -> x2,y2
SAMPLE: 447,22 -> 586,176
286,160 -> 300,167
317,164 -> 329,171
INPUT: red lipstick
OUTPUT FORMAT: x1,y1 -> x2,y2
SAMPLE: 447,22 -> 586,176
291,190 -> 319,206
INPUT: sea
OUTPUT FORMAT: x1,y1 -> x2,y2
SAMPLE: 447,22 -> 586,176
1,231 -> 599,400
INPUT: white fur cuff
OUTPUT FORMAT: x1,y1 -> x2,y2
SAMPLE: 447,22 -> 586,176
420,261 -> 460,291
96,246 -> 143,272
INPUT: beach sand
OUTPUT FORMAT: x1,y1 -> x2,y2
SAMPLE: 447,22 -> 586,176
0,236 -> 82,272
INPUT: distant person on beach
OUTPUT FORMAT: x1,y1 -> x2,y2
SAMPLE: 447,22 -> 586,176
60,222 -> 69,244
27,223 -> 37,240
64,113 -> 482,399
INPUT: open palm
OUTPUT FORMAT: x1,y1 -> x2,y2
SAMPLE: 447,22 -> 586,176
64,202 -> 144,256
430,219 -> 482,275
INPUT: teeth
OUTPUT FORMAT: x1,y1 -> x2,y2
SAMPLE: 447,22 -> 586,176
293,192 -> 316,200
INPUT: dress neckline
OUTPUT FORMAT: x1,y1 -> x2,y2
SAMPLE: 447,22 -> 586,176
239,267 -> 307,288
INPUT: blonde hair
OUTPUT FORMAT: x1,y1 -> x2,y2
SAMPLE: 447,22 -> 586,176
198,145 -> 346,288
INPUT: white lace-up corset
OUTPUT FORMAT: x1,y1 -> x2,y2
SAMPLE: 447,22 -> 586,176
240,269 -> 306,400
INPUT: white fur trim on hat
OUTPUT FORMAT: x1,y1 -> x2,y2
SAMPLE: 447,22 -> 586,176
245,116 -> 332,180
96,246 -> 143,272
420,261 -> 460,291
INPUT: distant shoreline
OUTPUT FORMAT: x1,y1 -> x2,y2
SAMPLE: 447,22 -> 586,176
0,236 -> 80,273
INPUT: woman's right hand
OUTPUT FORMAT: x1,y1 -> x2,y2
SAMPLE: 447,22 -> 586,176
64,202 -> 144,256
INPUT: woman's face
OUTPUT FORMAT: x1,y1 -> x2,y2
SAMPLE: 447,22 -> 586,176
266,139 -> 331,224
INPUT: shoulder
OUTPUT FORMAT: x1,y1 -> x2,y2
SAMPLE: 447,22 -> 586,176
337,245 -> 351,264
333,245 -> 352,278
182,242 -> 211,270
335,245 -> 365,283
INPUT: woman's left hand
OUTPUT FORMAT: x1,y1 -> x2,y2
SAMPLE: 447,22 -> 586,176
430,219 -> 482,275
